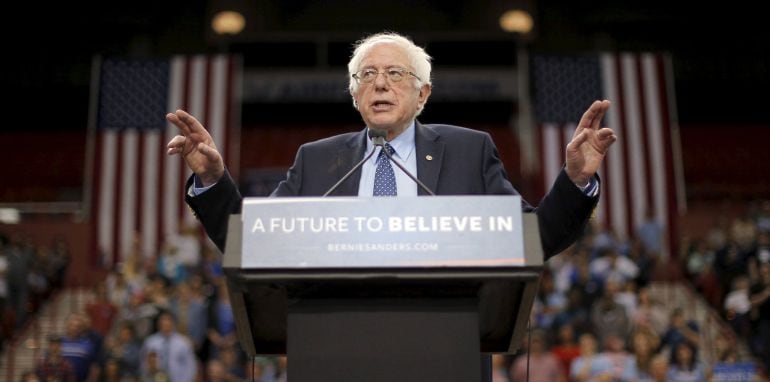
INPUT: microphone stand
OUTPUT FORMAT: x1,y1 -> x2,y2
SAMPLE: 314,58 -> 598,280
322,148 -> 379,197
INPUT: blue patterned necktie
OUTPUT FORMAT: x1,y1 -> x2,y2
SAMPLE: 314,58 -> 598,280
373,143 -> 397,196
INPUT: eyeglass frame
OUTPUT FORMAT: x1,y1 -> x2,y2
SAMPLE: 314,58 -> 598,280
351,66 -> 422,84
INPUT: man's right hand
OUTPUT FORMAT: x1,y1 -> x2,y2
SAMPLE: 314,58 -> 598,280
166,109 -> 225,187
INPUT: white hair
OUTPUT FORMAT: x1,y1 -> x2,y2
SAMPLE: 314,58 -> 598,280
347,32 -> 432,112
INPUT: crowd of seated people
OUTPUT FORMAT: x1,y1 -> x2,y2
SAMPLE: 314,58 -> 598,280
492,203 -> 768,382
27,225 -> 286,382
684,199 -> 770,375
1,233 -> 70,355
15,200 -> 770,381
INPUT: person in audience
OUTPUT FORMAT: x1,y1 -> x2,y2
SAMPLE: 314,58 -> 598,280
86,281 -> 119,337
632,286 -> 668,336
535,271 -> 566,328
749,261 -> 770,372
598,333 -> 637,381
712,331 -> 738,363
490,354 -> 510,382
715,242 -> 750,307
570,333 -> 612,382
667,341 -> 707,382
119,292 -> 160,340
552,285 -> 592,335
571,255 -> 603,309
590,247 -> 639,285
630,329 -> 658,381
724,275 -> 752,337
637,210 -> 664,259
550,323 -> 580,378
207,277 -> 237,358
0,235 -> 8,353
509,329 -> 564,382
140,312 -> 197,382
169,281 -> 207,352
206,359 -> 234,382
139,351 -> 169,382
7,235 -> 32,328
660,308 -> 700,352
105,322 -> 141,380
60,313 -> 102,382
591,276 -> 629,344
645,354 -> 669,382
100,357 -> 122,382
36,334 -> 76,382
218,345 -> 246,380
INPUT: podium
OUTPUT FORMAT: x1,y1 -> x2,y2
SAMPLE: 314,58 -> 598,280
223,196 -> 543,382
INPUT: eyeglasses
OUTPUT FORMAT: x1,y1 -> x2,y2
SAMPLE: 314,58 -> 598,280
352,67 -> 421,84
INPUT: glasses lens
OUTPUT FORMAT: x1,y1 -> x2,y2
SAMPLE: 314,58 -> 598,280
387,68 -> 404,82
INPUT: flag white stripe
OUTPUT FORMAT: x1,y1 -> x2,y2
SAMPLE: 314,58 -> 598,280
601,53 -> 628,239
182,56 -> 208,226
642,54 -> 669,255
620,54 -> 648,231
142,131 -> 161,258
119,130 -> 138,260
596,160 -> 607,226
563,123 -> 575,164
98,131 -> 117,263
543,123 -> 561,188
164,56 -> 185,246
210,55 -> 227,154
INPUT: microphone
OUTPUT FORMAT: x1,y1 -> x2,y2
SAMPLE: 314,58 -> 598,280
322,129 -> 386,197
375,135 -> 436,196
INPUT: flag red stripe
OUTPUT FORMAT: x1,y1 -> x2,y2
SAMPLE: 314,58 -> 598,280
112,133 -> 124,265
537,123 -> 545,198
178,59 -> 192,228
92,133 -> 104,267
556,125 -> 564,167
225,56 -> 235,175
136,133 -> 144,236
635,56 -> 655,215
614,55 -> 635,238
601,158 -> 611,231
657,55 -> 679,259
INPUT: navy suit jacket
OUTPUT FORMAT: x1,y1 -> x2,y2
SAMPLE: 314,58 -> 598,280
186,122 -> 598,259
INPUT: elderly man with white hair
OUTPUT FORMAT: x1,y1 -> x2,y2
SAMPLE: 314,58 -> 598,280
167,32 -> 616,257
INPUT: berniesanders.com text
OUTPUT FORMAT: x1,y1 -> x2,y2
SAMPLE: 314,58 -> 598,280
327,242 -> 439,252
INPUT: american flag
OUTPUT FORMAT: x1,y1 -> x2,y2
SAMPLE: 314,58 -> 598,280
533,53 -> 685,257
87,55 -> 241,266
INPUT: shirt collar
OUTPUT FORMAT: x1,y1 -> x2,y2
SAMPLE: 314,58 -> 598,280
365,121 -> 415,162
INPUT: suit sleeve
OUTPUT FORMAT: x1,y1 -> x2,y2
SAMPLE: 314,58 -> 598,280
185,147 -> 308,253
479,133 -> 598,259
535,169 -> 599,258
185,170 -> 242,253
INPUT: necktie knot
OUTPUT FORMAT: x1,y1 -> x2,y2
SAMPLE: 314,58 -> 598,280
379,143 -> 395,158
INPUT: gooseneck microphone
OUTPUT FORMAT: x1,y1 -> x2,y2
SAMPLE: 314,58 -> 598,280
322,129 -> 386,197
374,133 -> 436,196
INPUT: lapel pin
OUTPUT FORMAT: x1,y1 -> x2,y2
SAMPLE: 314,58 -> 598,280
425,155 -> 433,161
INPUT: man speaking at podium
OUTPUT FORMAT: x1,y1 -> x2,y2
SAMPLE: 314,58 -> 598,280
166,32 -> 616,261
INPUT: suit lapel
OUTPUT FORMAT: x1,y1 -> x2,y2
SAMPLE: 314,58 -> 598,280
415,122 -> 444,195
333,129 -> 367,196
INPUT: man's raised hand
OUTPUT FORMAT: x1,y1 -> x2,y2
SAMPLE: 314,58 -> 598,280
166,110 -> 225,187
565,100 -> 617,187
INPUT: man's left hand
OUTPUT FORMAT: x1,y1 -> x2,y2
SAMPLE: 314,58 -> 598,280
566,100 -> 617,187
